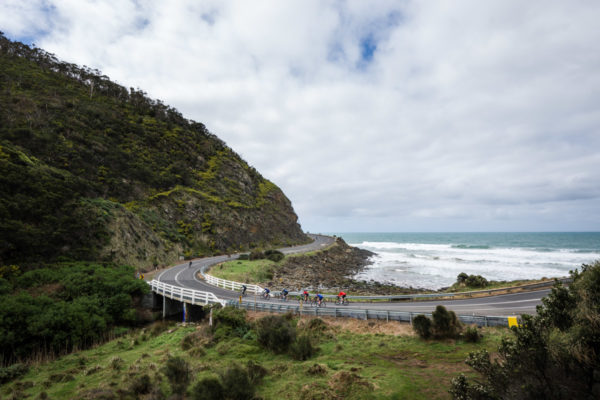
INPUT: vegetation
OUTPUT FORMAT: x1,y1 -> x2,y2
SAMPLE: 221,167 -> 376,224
0,33 -> 307,268
0,261 -> 148,364
454,273 -> 489,289
412,306 -> 463,340
1,315 -> 506,399
450,261 -> 600,399
211,258 -> 277,283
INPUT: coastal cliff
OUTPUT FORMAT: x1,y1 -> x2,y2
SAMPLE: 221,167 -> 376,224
0,34 -> 308,268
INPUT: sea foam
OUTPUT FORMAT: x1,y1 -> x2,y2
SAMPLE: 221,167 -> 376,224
350,239 -> 600,290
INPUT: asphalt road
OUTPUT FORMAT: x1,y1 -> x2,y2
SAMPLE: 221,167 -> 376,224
156,234 -> 547,317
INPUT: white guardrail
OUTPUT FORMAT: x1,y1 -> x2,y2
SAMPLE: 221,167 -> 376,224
149,280 -> 227,307
203,274 -> 263,296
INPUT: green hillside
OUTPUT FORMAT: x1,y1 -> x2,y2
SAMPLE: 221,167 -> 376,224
0,33 -> 308,268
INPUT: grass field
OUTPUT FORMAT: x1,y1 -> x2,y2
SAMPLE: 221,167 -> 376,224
2,313 -> 507,399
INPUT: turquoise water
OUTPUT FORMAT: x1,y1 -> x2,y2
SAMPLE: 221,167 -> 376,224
330,232 -> 600,290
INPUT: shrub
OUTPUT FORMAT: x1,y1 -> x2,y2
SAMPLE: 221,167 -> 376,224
0,363 -> 29,384
463,326 -> 481,343
290,334 -> 316,360
237,254 -> 250,260
246,360 -> 268,385
249,251 -> 265,260
412,314 -> 432,339
129,374 -> 152,395
432,305 -> 462,338
465,274 -> 488,288
455,273 -> 488,288
265,249 -> 284,262
161,357 -> 190,395
109,356 -> 123,370
219,363 -> 255,400
212,306 -> 249,337
191,377 -> 224,400
456,272 -> 469,284
255,315 -> 296,353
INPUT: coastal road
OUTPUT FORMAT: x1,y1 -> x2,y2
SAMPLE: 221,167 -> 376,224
156,234 -> 548,317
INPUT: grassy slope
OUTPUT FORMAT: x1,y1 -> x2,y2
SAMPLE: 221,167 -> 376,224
4,318 -> 506,400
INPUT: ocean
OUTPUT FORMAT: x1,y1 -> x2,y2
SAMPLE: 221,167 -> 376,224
332,232 -> 600,290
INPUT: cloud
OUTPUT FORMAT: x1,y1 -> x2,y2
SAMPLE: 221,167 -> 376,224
2,0 -> 600,232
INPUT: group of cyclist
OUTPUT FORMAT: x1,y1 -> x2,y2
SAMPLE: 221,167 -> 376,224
254,287 -> 347,306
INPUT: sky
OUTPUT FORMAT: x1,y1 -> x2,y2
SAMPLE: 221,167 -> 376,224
2,0 -> 600,233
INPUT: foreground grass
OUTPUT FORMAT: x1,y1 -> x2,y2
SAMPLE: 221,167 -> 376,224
2,315 -> 507,399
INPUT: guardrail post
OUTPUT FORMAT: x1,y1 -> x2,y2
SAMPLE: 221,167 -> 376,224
386,311 -> 389,322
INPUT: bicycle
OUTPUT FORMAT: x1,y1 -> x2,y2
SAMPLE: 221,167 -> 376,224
310,297 -> 326,307
262,290 -> 271,300
335,296 -> 349,305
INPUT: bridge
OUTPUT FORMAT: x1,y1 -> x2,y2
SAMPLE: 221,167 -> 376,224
148,234 -> 556,327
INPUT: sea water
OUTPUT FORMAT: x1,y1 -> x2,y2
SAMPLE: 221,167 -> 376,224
332,232 -> 600,290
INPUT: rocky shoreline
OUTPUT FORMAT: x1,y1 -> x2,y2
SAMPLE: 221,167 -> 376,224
263,237 -> 429,295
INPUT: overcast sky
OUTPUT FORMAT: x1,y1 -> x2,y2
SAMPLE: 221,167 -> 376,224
2,1 -> 600,232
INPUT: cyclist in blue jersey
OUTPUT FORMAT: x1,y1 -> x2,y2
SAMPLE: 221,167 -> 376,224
281,288 -> 289,301
316,293 -> 324,306
262,287 -> 271,299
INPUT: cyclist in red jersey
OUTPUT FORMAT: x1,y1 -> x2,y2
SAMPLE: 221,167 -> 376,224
302,290 -> 309,301
337,291 -> 347,304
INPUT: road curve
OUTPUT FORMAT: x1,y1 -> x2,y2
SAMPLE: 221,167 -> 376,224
156,234 -> 546,317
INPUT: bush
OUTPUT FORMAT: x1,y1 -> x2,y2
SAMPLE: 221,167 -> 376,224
412,314 -> 432,339
465,274 -> 488,288
463,326 -> 481,343
249,251 -> 265,260
191,377 -> 224,400
212,306 -> 248,337
237,254 -> 250,260
129,374 -> 152,395
432,305 -> 462,338
455,272 -> 488,288
219,363 -> 255,400
255,315 -> 296,353
0,363 -> 29,384
161,357 -> 190,395
246,360 -> 268,385
265,249 -> 284,262
290,334 -> 317,360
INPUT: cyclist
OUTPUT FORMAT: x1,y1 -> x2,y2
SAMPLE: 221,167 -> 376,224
281,288 -> 289,301
188,261 -> 192,268
315,293 -> 324,307
262,287 -> 270,299
241,284 -> 247,296
337,291 -> 347,304
302,290 -> 309,302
